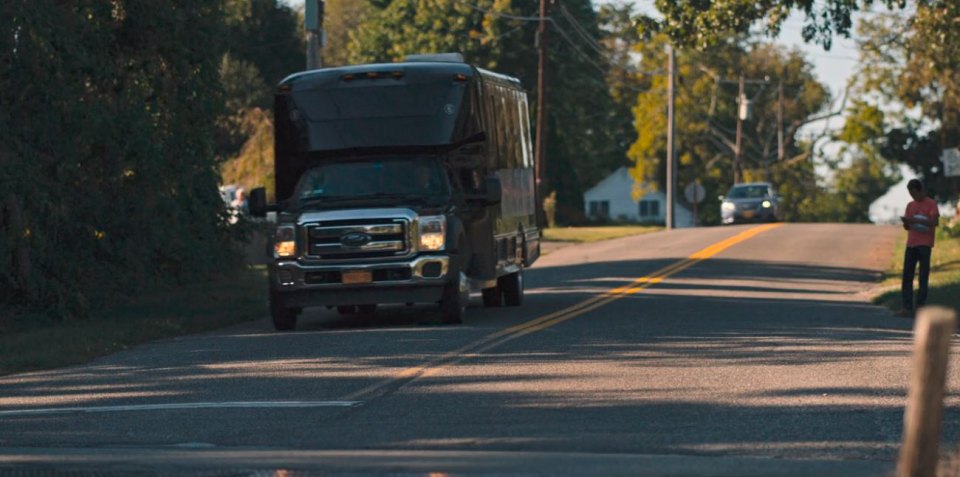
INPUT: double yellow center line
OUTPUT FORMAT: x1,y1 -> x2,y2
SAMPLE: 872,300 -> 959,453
342,223 -> 782,401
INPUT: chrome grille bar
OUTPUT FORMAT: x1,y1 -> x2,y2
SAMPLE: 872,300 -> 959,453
309,224 -> 403,238
311,241 -> 405,254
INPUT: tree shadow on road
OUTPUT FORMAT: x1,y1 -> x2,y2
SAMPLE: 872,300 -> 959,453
0,255 -> 947,467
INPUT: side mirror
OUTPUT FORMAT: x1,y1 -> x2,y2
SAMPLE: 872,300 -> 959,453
249,187 -> 268,218
485,176 -> 502,206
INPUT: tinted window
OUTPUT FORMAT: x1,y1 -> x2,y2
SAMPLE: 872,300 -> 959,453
727,185 -> 770,199
286,81 -> 467,151
293,158 -> 449,202
294,82 -> 461,121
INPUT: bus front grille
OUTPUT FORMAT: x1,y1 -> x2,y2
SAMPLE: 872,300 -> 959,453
305,219 -> 410,261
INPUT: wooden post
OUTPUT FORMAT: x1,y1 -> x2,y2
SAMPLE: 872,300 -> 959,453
898,306 -> 958,477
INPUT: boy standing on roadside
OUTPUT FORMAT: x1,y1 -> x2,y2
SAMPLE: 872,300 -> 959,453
899,179 -> 940,316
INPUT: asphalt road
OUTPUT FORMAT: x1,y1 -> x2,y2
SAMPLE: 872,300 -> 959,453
2,223 -> 955,476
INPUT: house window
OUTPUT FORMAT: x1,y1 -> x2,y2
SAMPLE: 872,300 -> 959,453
638,199 -> 660,218
588,200 -> 610,219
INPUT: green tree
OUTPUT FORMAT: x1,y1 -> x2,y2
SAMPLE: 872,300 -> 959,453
218,0 -> 304,194
628,37 -> 833,224
855,8 -> 960,200
225,0 -> 305,89
647,0 -> 913,50
806,101 -> 902,222
0,0 -> 240,316
597,2 -> 647,190
640,0 -> 958,200
217,53 -> 271,158
322,0 -> 373,67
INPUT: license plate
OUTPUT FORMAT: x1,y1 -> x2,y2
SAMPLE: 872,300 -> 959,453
341,270 -> 373,285
742,211 -> 755,218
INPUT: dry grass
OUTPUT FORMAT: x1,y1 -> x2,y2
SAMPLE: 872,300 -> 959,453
873,229 -> 960,313
542,225 -> 662,243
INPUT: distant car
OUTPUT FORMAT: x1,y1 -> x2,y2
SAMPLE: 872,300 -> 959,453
720,182 -> 780,225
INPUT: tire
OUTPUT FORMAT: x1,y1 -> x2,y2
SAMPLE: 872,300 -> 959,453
270,290 -> 298,331
481,286 -> 502,307
337,305 -> 357,315
440,272 -> 468,324
500,269 -> 524,306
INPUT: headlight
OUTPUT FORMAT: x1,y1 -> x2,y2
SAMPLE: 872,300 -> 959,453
418,215 -> 446,251
761,200 -> 772,208
721,202 -> 735,212
274,224 -> 296,258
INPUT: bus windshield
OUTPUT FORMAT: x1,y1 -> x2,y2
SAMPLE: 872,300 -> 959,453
293,157 -> 450,205
727,185 -> 770,199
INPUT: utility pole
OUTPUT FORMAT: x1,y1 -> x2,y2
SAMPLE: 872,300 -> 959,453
534,0 -> 550,195
734,74 -> 745,184
305,0 -> 324,70
777,80 -> 785,163
665,44 -> 676,230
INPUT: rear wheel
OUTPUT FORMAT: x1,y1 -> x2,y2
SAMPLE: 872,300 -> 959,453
481,286 -> 502,307
500,269 -> 524,306
270,290 -> 298,331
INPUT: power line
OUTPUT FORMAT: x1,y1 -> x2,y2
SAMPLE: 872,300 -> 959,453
455,0 -> 662,77
556,4 -> 607,57
554,3 -> 664,76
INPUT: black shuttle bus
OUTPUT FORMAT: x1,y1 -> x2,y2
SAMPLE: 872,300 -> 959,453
249,56 -> 541,330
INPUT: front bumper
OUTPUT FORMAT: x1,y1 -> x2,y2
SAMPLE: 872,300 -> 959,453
270,255 -> 452,307
722,208 -> 776,224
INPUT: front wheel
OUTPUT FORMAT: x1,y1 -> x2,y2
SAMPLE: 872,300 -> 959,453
500,269 -> 524,306
270,290 -> 298,331
439,272 -> 468,324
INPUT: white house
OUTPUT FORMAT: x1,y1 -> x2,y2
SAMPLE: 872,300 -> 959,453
583,167 -> 695,227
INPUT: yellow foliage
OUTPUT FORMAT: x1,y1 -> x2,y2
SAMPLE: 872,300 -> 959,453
220,108 -> 275,200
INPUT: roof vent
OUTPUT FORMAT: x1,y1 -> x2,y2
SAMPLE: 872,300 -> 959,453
404,52 -> 465,63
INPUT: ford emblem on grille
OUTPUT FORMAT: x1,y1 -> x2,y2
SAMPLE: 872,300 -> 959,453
341,232 -> 372,247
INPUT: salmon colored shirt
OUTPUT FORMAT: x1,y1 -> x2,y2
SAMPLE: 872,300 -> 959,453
905,197 -> 939,248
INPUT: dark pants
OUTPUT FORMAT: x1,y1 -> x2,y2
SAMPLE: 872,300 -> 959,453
902,246 -> 932,310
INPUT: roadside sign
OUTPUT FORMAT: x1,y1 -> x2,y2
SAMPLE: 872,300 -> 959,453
684,181 -> 706,204
305,0 -> 319,31
684,181 -> 706,227
942,148 -> 960,177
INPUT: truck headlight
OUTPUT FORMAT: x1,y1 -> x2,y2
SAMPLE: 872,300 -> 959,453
721,202 -> 735,212
761,200 -> 772,208
274,224 -> 297,258
418,215 -> 446,251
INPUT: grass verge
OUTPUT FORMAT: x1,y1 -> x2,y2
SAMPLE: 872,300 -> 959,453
873,228 -> 960,313
0,267 -> 267,377
543,225 -> 662,243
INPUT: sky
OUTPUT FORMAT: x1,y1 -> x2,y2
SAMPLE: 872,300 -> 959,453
283,0 -> 955,221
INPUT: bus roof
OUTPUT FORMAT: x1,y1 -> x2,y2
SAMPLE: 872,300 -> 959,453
277,62 -> 523,91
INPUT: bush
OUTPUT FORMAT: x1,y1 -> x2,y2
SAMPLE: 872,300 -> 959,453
0,1 -> 244,318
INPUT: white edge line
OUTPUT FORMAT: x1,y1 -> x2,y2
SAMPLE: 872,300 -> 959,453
0,401 -> 362,417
